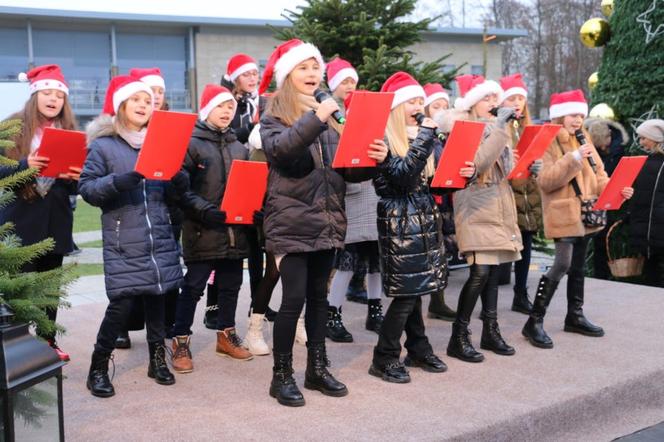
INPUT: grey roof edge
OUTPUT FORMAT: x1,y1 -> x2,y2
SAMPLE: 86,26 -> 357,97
0,6 -> 527,38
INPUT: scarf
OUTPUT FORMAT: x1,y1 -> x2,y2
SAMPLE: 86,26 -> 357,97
117,125 -> 147,150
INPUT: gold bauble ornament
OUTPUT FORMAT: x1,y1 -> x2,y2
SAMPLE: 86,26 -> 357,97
588,72 -> 599,91
580,18 -> 611,48
589,103 -> 616,121
601,0 -> 614,18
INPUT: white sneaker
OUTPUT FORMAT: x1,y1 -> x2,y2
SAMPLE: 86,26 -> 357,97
295,315 -> 307,346
244,313 -> 270,356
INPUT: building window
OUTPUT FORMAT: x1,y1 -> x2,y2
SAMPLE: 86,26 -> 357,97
0,27 -> 28,81
471,65 -> 484,75
117,32 -> 189,110
441,64 -> 456,73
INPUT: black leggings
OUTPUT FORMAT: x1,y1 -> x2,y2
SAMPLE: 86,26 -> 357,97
456,263 -> 500,324
252,252 -> 280,315
273,250 -> 334,354
22,252 -> 64,341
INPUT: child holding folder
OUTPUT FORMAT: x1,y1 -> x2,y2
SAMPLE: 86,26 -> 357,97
80,75 -> 187,397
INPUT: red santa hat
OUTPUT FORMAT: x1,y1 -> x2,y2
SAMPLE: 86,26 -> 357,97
454,74 -> 503,111
18,64 -> 69,96
381,72 -> 426,110
226,53 -> 259,82
326,57 -> 359,92
259,39 -> 325,94
549,89 -> 588,119
102,75 -> 154,116
129,67 -> 166,90
500,73 -> 528,102
198,84 -> 236,121
423,83 -> 450,107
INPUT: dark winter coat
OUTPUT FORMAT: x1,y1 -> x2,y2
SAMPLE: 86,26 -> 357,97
179,120 -> 250,263
0,117 -> 77,256
259,111 -> 371,256
510,176 -> 543,233
78,115 -> 182,299
628,152 -> 664,256
374,127 -> 447,297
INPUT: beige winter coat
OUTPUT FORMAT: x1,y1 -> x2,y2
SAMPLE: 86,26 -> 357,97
452,120 -> 523,255
537,128 -> 610,239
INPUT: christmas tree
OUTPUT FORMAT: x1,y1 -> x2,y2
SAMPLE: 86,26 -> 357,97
273,0 -> 462,91
0,119 -> 73,335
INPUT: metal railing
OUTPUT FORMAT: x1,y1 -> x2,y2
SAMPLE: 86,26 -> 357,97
68,88 -> 192,112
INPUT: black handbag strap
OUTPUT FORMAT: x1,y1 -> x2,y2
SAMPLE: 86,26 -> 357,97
557,141 -> 583,199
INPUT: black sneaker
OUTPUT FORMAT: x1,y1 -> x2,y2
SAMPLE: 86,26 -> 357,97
368,361 -> 411,384
404,353 -> 448,373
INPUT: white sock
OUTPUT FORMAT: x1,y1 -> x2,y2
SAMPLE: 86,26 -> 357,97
328,270 -> 354,309
367,272 -> 382,300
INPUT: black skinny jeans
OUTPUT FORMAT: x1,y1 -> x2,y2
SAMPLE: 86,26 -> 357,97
513,230 -> 534,292
252,252 -> 279,315
457,263 -> 500,325
373,296 -> 433,368
94,294 -> 165,354
22,253 -> 64,341
246,228 -> 264,300
173,258 -> 243,336
273,250 -> 334,354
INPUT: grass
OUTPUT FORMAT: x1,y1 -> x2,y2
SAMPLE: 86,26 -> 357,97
78,239 -> 103,248
73,198 -> 101,233
70,263 -> 104,277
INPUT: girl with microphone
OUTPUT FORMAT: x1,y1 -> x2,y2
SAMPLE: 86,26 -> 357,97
522,90 -> 632,349
259,39 -> 387,406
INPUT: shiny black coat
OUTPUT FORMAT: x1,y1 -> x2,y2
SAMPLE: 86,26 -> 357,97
374,127 -> 447,297
628,152 -> 664,256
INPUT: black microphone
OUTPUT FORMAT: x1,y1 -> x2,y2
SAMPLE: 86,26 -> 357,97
413,113 -> 446,142
489,106 -> 521,121
574,129 -> 597,173
314,89 -> 346,124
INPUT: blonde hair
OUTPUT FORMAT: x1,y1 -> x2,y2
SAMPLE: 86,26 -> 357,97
385,103 -> 435,178
266,75 -> 305,127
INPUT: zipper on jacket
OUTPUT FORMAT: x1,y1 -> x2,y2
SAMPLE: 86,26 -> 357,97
646,161 -> 664,259
115,219 -> 121,250
228,226 -> 236,248
142,181 -> 163,293
318,141 -> 335,249
523,186 -> 531,229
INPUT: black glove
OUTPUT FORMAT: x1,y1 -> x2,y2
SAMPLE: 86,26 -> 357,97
113,171 -> 143,192
253,210 -> 264,226
202,209 -> 227,226
170,170 -> 190,193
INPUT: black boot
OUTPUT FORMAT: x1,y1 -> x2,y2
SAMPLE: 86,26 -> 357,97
480,312 -> 515,355
270,352 -> 305,407
404,353 -> 448,373
365,299 -> 384,333
203,283 -> 218,330
346,272 -> 368,304
511,286 -> 533,314
368,360 -> 411,383
86,351 -> 115,398
148,342 -> 175,385
304,343 -> 348,397
428,290 -> 456,321
564,272 -> 604,337
326,306 -> 353,342
522,275 -> 559,348
447,321 -> 484,363
114,331 -> 131,349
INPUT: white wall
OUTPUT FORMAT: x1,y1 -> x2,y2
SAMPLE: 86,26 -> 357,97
0,82 -> 30,120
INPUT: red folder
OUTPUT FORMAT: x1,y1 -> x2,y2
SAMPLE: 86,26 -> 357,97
431,120 -> 486,188
332,91 -> 394,168
508,124 -> 561,180
37,127 -> 87,178
220,160 -> 269,224
134,110 -> 197,180
514,125 -> 542,157
593,156 -> 647,211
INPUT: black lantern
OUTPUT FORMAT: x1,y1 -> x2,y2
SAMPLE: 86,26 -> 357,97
0,301 -> 65,441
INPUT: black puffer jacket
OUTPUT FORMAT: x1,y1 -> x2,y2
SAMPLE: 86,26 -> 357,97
260,111 -> 370,255
628,152 -> 664,256
179,120 -> 250,263
374,127 -> 447,297
79,115 -> 183,299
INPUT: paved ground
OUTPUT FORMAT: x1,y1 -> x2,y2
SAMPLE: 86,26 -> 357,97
56,257 -> 664,442
616,421 -> 664,441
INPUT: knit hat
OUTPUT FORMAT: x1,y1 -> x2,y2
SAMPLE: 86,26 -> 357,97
381,72 -> 425,110
258,39 -> 325,94
225,53 -> 259,82
636,119 -> 664,143
18,64 -> 69,96
102,75 -> 154,116
454,74 -> 503,111
129,67 -> 166,89
423,83 -> 450,107
500,73 -> 528,101
549,89 -> 588,119
198,84 -> 236,121
326,57 -> 359,92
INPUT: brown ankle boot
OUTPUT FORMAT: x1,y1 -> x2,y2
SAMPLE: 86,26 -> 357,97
216,328 -> 253,361
171,336 -> 194,373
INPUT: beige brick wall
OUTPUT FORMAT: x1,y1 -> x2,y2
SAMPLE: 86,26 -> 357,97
194,27 -> 505,108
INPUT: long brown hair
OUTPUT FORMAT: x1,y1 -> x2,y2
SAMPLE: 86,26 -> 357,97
6,92 -> 77,160
265,76 -> 303,127
509,103 -> 533,141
